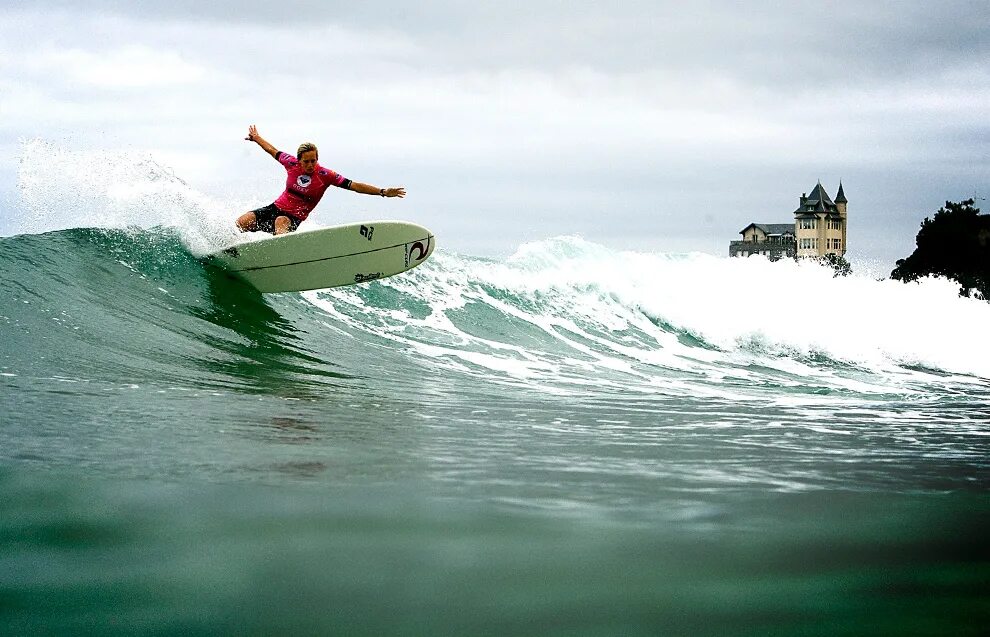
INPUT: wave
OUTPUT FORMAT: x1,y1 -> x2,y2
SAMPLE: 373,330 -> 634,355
1,225 -> 988,412
4,141 -> 989,400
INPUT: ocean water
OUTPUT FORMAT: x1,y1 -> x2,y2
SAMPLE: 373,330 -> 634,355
1,147 -> 989,635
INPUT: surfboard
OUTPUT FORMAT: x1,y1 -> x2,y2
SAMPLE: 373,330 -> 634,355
203,221 -> 435,293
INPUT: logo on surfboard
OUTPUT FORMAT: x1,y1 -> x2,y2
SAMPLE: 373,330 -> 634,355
354,272 -> 383,283
404,237 -> 431,267
360,225 -> 374,241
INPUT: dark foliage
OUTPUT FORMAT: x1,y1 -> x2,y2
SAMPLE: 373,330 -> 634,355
891,199 -> 990,300
817,253 -> 852,277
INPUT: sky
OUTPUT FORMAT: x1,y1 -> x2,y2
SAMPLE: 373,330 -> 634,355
1,0 -> 988,265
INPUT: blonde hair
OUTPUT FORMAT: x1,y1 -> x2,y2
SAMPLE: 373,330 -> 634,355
297,142 -> 318,159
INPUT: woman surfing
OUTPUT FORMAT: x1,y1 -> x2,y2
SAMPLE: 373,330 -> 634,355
236,125 -> 405,235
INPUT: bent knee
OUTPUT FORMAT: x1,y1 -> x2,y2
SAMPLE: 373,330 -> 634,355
236,212 -> 257,231
274,216 -> 296,235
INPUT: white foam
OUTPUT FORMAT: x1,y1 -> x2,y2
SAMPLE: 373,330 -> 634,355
305,236 -> 990,394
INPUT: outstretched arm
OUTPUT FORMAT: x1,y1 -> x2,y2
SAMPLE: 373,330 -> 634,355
244,124 -> 279,159
348,182 -> 406,198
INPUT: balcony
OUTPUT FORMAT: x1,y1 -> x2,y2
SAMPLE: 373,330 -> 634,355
729,240 -> 796,260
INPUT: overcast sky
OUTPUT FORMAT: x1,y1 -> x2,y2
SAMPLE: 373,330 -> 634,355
1,1 -> 987,264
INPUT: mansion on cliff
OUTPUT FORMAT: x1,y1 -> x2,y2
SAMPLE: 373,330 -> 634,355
729,181 -> 847,260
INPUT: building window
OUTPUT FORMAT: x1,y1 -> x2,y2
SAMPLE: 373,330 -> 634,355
800,218 -> 817,230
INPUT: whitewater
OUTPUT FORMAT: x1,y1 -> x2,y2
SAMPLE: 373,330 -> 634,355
2,143 -> 988,635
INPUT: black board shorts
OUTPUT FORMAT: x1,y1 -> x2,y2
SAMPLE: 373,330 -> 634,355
250,203 -> 301,234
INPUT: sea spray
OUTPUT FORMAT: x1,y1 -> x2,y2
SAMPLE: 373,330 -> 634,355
13,139 -> 237,254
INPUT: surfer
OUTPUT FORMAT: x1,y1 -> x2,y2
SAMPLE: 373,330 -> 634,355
236,125 -> 405,235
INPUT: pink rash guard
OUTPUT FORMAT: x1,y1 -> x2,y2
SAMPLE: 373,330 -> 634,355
272,151 -> 352,221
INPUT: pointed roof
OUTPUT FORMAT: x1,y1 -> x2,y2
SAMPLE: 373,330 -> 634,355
835,181 -> 847,204
808,181 -> 835,206
793,180 -> 839,215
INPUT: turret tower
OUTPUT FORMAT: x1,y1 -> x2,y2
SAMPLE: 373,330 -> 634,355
834,181 -> 848,252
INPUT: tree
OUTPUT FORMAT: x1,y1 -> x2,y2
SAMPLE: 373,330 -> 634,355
817,253 -> 852,277
891,199 -> 990,300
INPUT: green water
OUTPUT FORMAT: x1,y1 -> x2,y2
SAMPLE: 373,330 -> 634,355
1,228 -> 988,635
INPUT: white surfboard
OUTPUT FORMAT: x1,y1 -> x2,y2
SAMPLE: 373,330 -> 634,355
204,221 -> 435,293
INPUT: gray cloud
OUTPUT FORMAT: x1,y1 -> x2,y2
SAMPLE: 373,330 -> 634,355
12,1 -> 989,79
